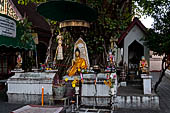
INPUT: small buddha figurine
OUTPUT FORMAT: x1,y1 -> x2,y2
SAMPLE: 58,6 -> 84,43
16,53 -> 22,69
67,48 -> 87,76
139,56 -> 148,74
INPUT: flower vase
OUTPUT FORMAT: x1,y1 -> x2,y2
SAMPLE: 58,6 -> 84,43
53,85 -> 66,99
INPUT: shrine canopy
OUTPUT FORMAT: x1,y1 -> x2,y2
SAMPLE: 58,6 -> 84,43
37,0 -> 98,23
0,13 -> 35,50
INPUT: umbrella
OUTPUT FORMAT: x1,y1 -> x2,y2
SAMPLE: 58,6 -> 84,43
37,0 -> 98,22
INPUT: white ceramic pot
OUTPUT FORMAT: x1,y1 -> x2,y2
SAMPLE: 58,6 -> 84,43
111,88 -> 114,95
75,87 -> 79,94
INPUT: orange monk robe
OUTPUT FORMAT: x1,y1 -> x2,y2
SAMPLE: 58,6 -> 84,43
68,58 -> 87,76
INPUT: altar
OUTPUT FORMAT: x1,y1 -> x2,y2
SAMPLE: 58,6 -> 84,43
63,72 -> 118,112
7,72 -> 56,104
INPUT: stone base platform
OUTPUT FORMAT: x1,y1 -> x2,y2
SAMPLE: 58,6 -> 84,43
116,86 -> 159,110
7,72 -> 56,104
7,93 -> 52,105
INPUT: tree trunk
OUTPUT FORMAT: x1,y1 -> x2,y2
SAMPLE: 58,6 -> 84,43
154,56 -> 170,92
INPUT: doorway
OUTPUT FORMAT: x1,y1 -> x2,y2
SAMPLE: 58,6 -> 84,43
128,40 -> 144,78
37,42 -> 47,64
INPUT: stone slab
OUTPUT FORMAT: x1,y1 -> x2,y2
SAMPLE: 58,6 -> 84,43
7,93 -> 52,104
7,72 -> 55,95
11,105 -> 63,113
7,72 -> 56,104
120,82 -> 127,87
141,75 -> 152,94
141,75 -> 152,79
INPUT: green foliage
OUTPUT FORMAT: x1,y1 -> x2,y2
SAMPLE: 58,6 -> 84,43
83,1 -> 132,57
17,18 -> 34,45
136,0 -> 170,56
24,56 -> 35,70
18,0 -> 133,65
17,0 -> 46,5
144,29 -> 170,56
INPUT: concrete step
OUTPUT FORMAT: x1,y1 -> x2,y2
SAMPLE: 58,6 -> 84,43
115,95 -> 159,110
127,79 -> 143,86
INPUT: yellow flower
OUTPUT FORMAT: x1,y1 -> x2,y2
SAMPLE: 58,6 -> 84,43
65,78 -> 68,82
104,80 -> 112,87
72,84 -> 76,88
46,68 -> 49,70
108,79 -> 112,87
49,68 -> 52,70
78,68 -> 81,72
104,80 -> 107,85
72,80 -> 76,84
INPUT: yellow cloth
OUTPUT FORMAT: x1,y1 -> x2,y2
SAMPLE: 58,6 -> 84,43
68,57 -> 87,76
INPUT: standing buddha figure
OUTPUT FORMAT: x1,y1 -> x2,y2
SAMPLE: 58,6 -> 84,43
68,48 -> 87,76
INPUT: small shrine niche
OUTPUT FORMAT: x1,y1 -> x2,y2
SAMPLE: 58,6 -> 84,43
73,37 -> 90,68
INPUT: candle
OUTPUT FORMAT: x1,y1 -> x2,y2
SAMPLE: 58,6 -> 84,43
42,86 -> 44,106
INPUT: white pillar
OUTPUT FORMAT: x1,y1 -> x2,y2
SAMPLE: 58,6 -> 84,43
141,74 -> 152,94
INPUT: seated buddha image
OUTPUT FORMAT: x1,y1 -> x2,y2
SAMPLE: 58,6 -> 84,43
139,56 -> 149,74
67,48 -> 87,76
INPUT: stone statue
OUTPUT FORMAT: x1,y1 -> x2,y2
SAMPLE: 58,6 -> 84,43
139,56 -> 148,74
67,48 -> 87,76
16,52 -> 22,69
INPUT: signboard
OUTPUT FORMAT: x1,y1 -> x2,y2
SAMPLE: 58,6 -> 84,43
0,15 -> 16,37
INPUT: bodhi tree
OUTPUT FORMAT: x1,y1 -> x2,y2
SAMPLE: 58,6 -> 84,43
134,0 -> 170,92
65,0 -> 133,67
56,0 -> 134,76
17,0 -> 133,74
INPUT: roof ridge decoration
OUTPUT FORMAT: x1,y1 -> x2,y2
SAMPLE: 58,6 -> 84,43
0,0 -> 22,20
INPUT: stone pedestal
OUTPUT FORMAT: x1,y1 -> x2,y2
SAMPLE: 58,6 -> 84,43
7,72 -> 55,104
141,74 -> 152,94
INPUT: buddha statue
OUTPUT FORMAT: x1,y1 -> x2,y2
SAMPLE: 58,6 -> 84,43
68,48 -> 87,76
139,56 -> 148,74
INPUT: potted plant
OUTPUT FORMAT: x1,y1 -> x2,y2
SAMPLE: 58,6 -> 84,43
53,80 -> 66,99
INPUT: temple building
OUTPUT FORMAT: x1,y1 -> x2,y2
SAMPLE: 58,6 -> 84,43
0,0 -> 51,79
117,17 -> 149,78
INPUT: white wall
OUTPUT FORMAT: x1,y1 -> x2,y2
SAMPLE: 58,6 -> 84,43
150,55 -> 163,71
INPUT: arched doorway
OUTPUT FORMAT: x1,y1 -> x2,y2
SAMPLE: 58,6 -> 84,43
128,40 -> 144,74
